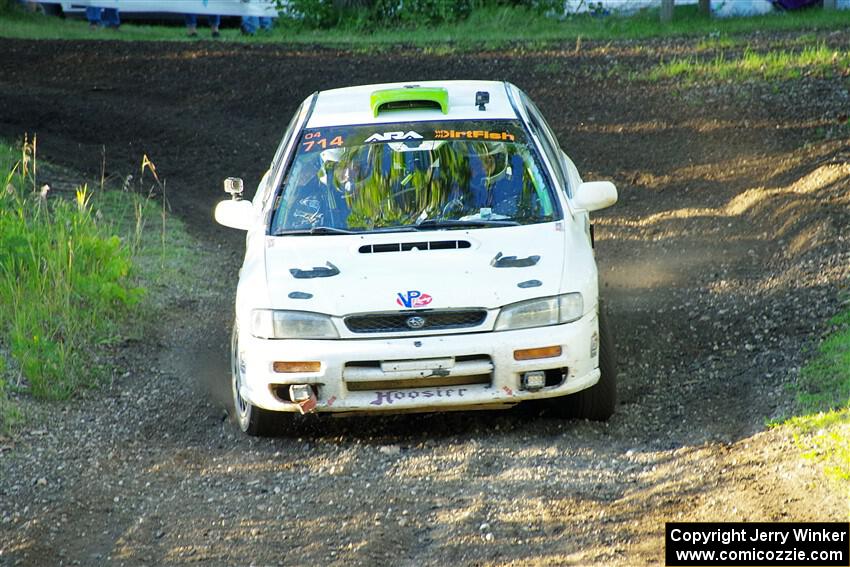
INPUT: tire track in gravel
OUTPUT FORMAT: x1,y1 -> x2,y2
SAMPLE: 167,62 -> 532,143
0,36 -> 846,566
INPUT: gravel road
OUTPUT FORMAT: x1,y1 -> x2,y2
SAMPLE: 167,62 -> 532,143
0,32 -> 847,566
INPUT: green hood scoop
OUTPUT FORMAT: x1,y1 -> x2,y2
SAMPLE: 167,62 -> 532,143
370,86 -> 449,117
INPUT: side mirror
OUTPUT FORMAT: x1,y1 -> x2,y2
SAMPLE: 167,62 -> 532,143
215,199 -> 256,231
574,181 -> 618,212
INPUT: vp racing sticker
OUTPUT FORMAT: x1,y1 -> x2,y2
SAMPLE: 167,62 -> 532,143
396,290 -> 432,308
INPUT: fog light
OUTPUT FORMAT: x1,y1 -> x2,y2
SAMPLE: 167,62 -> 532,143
590,331 -> 599,358
289,384 -> 313,402
521,371 -> 546,391
273,361 -> 321,373
289,384 -> 318,414
514,345 -> 562,361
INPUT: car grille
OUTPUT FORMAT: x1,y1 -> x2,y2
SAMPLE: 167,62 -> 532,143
343,355 -> 493,390
344,310 -> 488,334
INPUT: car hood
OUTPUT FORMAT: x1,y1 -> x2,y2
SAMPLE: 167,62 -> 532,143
263,223 -> 570,316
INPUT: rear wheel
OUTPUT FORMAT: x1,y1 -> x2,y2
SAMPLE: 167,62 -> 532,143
231,325 -> 277,436
558,303 -> 618,420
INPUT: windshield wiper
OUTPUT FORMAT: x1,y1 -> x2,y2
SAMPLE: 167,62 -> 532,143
367,226 -> 420,233
273,226 -> 422,236
273,226 -> 355,236
414,219 -> 519,230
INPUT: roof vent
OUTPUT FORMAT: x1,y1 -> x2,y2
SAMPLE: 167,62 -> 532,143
371,87 -> 449,117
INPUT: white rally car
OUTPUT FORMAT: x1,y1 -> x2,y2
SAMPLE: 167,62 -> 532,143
215,80 -> 619,435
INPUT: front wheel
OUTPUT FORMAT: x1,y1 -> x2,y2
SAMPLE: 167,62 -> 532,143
555,303 -> 618,420
231,325 -> 277,436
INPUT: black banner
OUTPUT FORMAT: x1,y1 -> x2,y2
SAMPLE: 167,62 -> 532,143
298,120 -> 527,153
666,522 -> 849,566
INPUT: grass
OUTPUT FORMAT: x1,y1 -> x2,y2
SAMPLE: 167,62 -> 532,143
648,43 -> 850,82
0,136 -> 195,433
781,304 -> 850,483
694,34 -> 740,51
2,4 -> 850,49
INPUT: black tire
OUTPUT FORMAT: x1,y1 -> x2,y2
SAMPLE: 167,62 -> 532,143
558,303 -> 618,420
230,325 -> 277,436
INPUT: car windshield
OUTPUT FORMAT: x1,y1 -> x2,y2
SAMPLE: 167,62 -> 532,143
270,120 -> 560,235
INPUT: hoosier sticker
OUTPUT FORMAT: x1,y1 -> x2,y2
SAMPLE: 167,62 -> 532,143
370,388 -> 468,406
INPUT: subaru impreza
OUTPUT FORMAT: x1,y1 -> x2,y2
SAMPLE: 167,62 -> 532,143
215,81 -> 618,435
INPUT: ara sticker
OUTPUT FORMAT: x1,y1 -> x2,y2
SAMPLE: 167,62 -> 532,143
365,131 -> 424,143
396,290 -> 432,308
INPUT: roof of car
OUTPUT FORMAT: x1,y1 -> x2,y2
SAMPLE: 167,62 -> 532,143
305,80 -> 519,128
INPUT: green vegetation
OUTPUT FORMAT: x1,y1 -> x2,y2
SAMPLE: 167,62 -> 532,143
648,44 -> 850,82
284,0 -> 481,28
784,305 -> 850,482
0,137 -> 194,432
1,3 -> 850,49
694,35 -> 740,51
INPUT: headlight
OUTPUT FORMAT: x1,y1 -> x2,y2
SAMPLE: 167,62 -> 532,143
494,293 -> 584,331
250,310 -> 339,339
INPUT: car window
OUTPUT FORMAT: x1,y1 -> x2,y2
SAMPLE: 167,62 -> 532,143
270,104 -> 303,175
269,120 -> 562,234
259,103 -> 305,209
562,152 -> 583,190
523,98 -> 573,197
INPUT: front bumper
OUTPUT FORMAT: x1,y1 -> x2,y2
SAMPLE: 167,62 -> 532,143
236,310 -> 600,414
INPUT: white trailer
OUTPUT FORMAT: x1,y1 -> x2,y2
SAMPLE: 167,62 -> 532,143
37,0 -> 279,17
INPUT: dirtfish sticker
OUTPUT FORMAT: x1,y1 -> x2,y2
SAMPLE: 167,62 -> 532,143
365,131 -> 424,143
396,290 -> 432,308
434,130 -> 515,141
370,388 -> 468,406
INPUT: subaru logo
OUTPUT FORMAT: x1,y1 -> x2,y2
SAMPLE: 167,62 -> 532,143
406,316 -> 426,329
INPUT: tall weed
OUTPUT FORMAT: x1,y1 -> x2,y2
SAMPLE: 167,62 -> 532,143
0,137 -> 143,413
